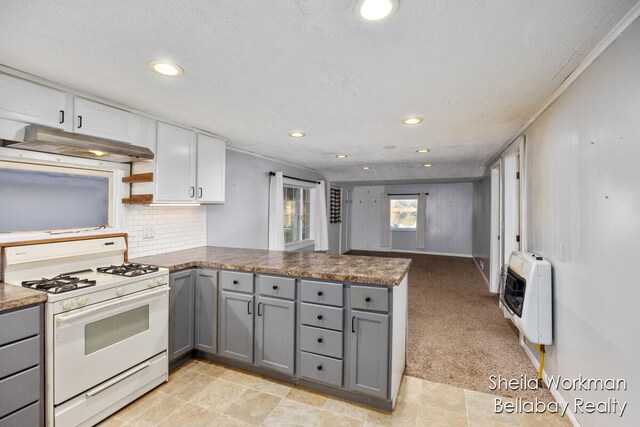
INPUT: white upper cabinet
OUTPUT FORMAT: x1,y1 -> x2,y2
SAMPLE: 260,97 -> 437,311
155,122 -> 197,202
73,98 -> 135,143
196,134 -> 225,203
0,74 -> 68,129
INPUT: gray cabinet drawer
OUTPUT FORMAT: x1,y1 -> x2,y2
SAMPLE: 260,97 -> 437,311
219,271 -> 254,293
0,336 -> 40,379
257,275 -> 296,300
0,366 -> 40,419
300,351 -> 343,388
0,306 -> 40,346
301,281 -> 343,306
0,401 -> 39,427
300,303 -> 343,331
300,325 -> 343,359
350,286 -> 389,312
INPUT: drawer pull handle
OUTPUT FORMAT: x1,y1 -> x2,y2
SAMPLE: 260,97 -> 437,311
317,365 -> 323,371
317,291 -> 323,296
365,297 -> 371,302
352,316 -> 356,333
273,285 -> 278,290
59,110 -> 65,124
317,314 -> 323,320
233,280 -> 239,285
317,337 -> 323,343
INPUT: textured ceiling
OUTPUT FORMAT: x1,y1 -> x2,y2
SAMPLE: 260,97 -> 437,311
0,0 -> 637,182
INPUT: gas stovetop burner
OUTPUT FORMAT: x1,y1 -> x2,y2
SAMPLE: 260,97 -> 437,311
22,269 -> 97,294
97,263 -> 159,277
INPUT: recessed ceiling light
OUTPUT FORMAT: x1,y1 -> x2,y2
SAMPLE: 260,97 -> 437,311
288,131 -> 305,138
355,0 -> 399,22
362,166 -> 370,170
148,60 -> 184,77
87,150 -> 107,157
423,163 -> 432,168
336,154 -> 349,158
416,149 -> 430,153
403,116 -> 423,125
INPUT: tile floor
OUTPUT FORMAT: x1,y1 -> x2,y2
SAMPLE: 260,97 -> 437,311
100,359 -> 571,427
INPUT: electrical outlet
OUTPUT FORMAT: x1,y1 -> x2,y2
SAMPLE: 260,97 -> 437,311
559,242 -> 567,262
143,226 -> 155,240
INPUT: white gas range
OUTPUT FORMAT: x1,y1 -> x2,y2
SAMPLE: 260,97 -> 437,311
2,236 -> 169,427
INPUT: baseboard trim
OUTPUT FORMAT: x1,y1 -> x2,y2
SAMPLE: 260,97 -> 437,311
521,340 -> 581,427
472,257 -> 491,289
389,249 -> 472,258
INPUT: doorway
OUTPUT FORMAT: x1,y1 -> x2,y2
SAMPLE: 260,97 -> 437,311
489,163 -> 502,293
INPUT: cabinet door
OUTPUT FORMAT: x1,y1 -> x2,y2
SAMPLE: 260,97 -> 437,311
73,97 -> 133,142
348,310 -> 389,399
196,134 -> 225,203
156,122 -> 196,201
0,74 -> 67,129
256,296 -> 295,374
218,290 -> 254,363
169,270 -> 195,362
195,269 -> 218,354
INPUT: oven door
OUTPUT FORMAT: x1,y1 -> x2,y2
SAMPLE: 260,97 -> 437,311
53,287 -> 168,405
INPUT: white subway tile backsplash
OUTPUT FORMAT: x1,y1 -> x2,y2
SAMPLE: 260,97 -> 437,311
124,205 -> 206,258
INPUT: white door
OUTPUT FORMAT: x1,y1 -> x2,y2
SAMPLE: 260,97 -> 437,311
155,122 -> 197,202
74,97 -> 133,142
0,73 -> 68,129
196,134 -> 226,203
351,187 -> 369,250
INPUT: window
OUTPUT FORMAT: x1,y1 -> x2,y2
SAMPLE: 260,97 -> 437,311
0,162 -> 113,234
284,186 -> 311,244
390,198 -> 418,230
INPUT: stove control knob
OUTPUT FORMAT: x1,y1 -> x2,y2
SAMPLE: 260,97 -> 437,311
116,287 -> 125,296
62,300 -> 74,310
77,297 -> 88,306
148,279 -> 157,288
157,276 -> 168,285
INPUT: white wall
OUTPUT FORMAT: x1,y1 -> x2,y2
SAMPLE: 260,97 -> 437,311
206,149 -> 327,250
125,205 -> 206,258
472,168 -> 491,279
473,16 -> 640,426
350,183 -> 473,256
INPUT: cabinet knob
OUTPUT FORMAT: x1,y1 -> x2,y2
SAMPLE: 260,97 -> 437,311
273,285 -> 278,290
233,280 -> 239,285
317,365 -> 323,371
317,314 -> 323,320
317,337 -> 323,343
365,297 -> 371,302
317,291 -> 323,296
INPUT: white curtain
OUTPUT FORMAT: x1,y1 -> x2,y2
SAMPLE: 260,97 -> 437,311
381,193 -> 391,247
313,180 -> 329,251
416,192 -> 426,249
268,171 -> 285,250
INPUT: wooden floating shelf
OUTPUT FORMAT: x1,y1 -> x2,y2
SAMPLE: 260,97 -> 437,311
122,173 -> 154,183
122,194 -> 153,204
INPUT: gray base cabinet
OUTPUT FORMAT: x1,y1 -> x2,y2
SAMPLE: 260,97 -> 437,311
169,270 -> 195,362
256,296 -> 295,374
218,290 -> 254,363
348,310 -> 389,399
195,269 -> 218,354
0,305 -> 44,426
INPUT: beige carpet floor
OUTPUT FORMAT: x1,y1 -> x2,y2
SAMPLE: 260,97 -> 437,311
348,250 -> 553,402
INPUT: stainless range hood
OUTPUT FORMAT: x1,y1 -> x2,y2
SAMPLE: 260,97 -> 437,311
1,124 -> 154,162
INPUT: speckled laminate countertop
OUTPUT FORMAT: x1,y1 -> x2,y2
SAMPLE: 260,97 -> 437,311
0,282 -> 47,313
131,246 -> 411,286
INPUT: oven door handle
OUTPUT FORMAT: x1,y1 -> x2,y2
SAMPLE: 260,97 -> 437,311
56,287 -> 168,325
85,361 -> 151,397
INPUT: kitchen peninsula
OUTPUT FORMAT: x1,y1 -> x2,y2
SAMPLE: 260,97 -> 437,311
133,247 -> 410,410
